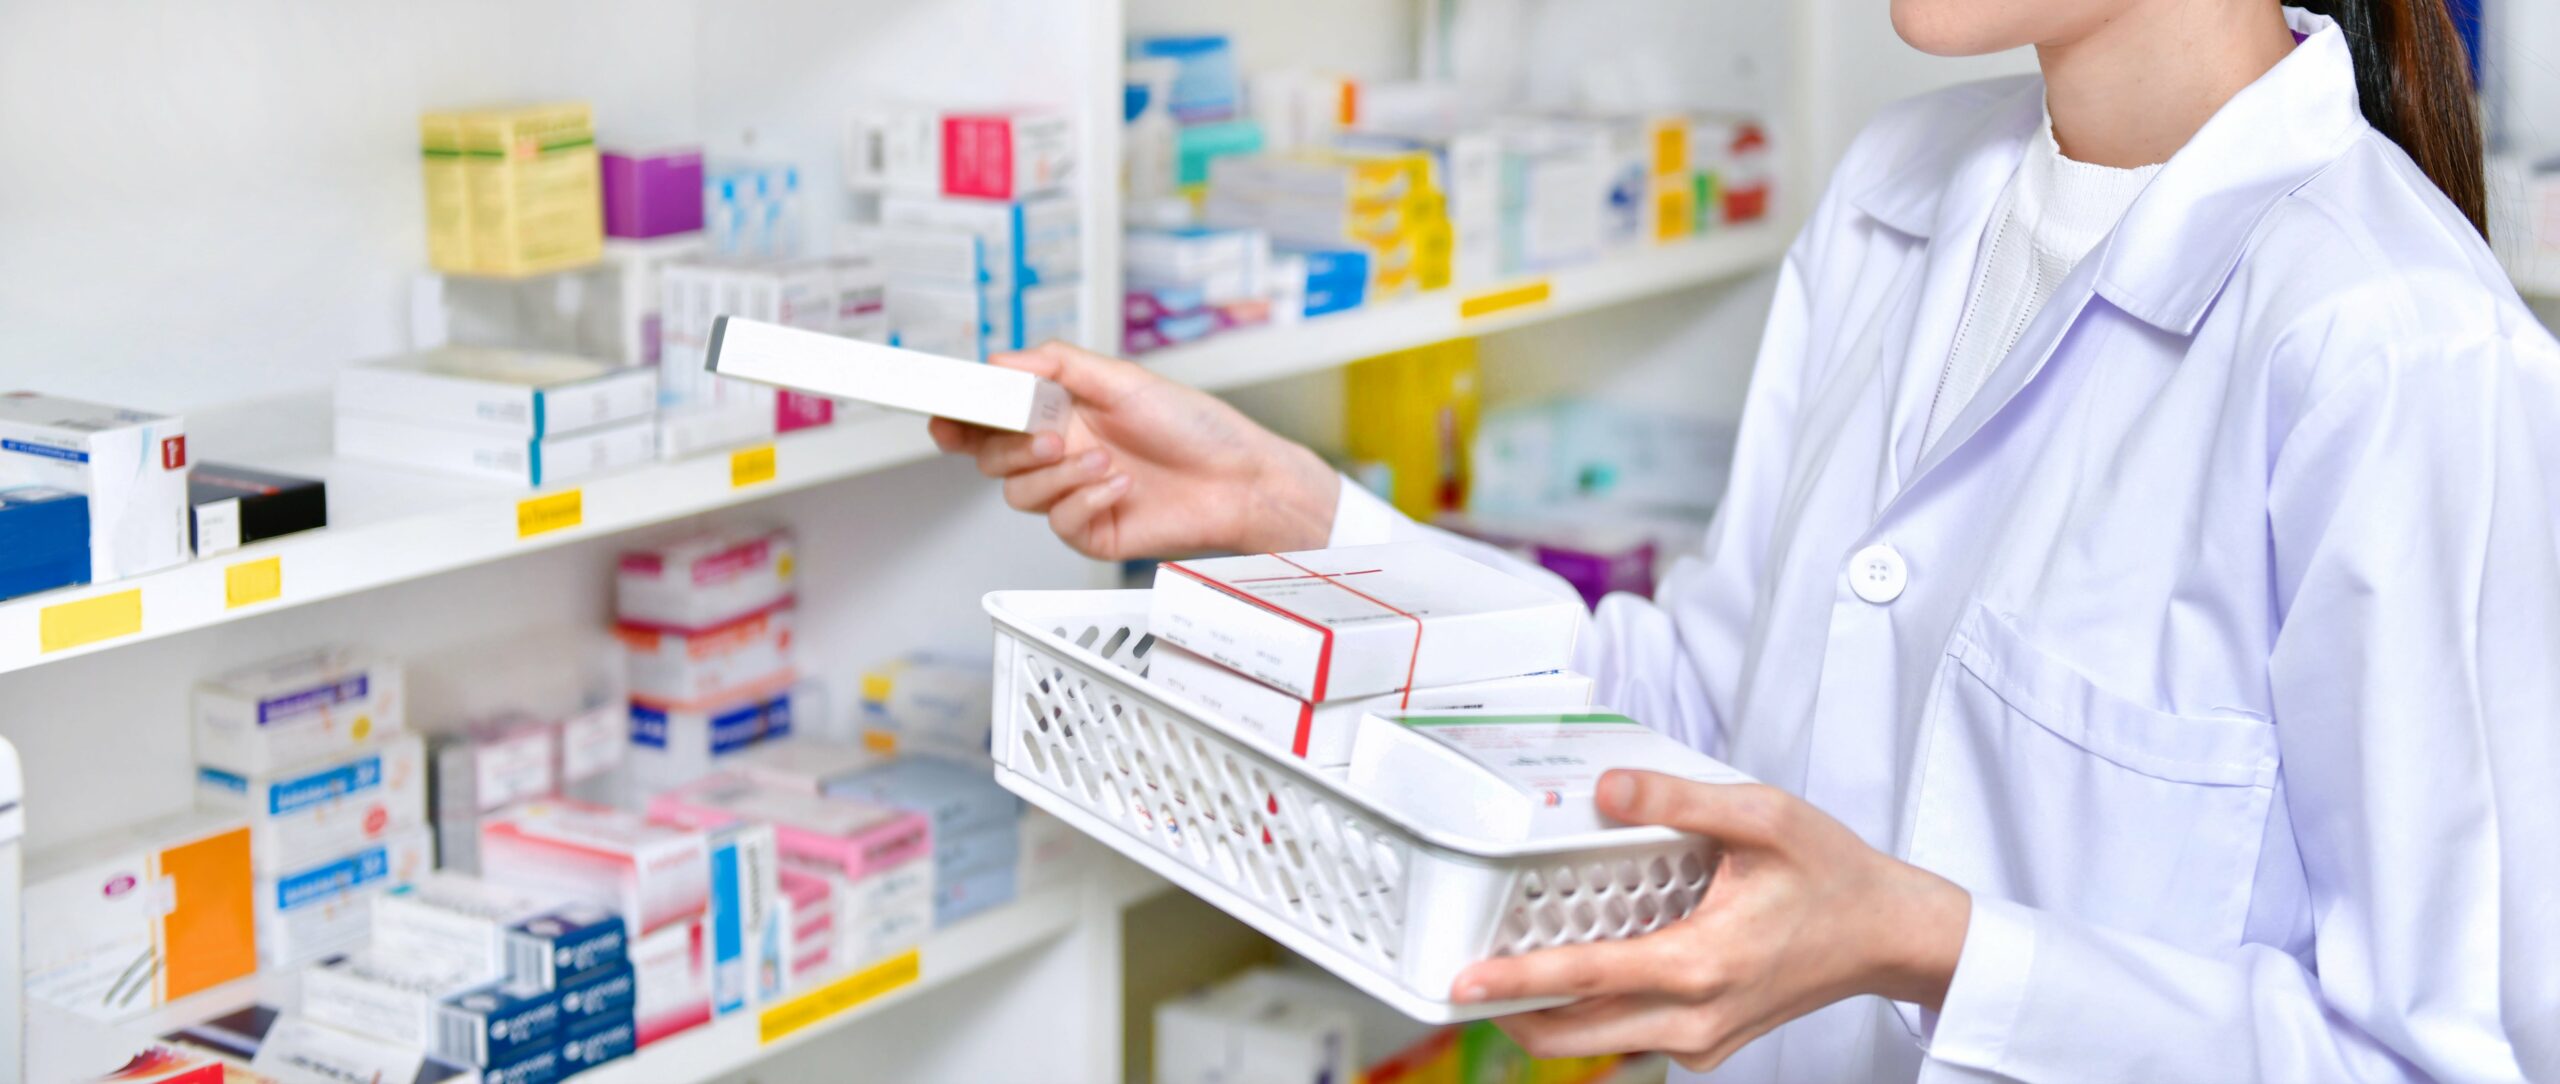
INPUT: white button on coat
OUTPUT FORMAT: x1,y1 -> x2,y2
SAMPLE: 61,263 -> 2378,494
1848,545 -> 1906,603
1326,9 -> 2559,1083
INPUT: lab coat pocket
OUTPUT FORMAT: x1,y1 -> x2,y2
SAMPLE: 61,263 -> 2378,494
1906,605 -> 2278,953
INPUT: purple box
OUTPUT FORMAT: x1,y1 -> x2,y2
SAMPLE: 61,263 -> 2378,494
602,148 -> 704,239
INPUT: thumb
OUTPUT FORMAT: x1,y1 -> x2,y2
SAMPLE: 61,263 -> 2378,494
988,341 -> 1155,408
1598,770 -> 1790,849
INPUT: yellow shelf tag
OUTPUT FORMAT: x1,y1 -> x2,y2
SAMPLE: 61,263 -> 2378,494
517,490 -> 583,538
759,948 -> 921,1044
1459,279 -> 1553,319
225,558 -> 283,609
731,443 -> 778,488
40,590 -> 142,653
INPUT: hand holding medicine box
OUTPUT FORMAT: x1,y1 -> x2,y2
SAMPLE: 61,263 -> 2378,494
1349,710 -> 1755,843
0,391 -> 190,582
1149,543 -> 1583,703
705,315 -> 1069,434
195,649 -> 404,776
1149,644 -> 1596,765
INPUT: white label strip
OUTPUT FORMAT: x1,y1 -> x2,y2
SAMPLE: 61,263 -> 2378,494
706,316 -> 1068,433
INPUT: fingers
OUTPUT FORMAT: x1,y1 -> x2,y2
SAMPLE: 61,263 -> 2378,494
1046,473 -> 1131,545
1003,449 -> 1115,513
988,341 -> 1156,406
1600,772 -> 1792,848
1453,935 -> 1689,1004
970,430 -> 1068,478
1494,995 -> 1703,1062
927,416 -> 985,456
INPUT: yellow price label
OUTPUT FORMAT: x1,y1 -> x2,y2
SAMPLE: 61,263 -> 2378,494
225,557 -> 283,609
1460,279 -> 1553,319
731,443 -> 778,488
516,490 -> 583,538
759,948 -> 921,1044
39,590 -> 142,653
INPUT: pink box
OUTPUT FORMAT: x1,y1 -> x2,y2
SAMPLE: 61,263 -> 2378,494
941,109 -> 1073,200
631,916 -> 713,1047
480,799 -> 710,938
602,148 -> 706,239
647,773 -> 931,882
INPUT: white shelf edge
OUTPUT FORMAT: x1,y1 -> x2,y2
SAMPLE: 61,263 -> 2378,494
0,411 -> 942,676
1144,227 -> 1793,394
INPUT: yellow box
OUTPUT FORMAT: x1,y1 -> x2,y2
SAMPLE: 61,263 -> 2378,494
422,102 -> 603,277
1346,338 -> 1480,518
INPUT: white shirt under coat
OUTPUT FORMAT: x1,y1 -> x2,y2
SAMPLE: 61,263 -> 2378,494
1332,9 -> 2559,1081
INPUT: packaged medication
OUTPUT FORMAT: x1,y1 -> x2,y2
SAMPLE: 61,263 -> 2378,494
601,147 -> 705,239
420,102 -> 604,277
24,811 -> 256,1021
706,315 -> 1069,433
825,753 -> 1018,838
1124,226 -> 1271,303
845,104 -> 945,196
1156,966 -> 1356,1084
480,799 -> 710,938
437,961 -> 635,1068
940,108 -> 1075,200
1130,35 -> 1243,123
194,648 -> 404,775
483,1015 -> 638,1084
730,736 -> 885,795
336,349 -> 658,439
256,825 -> 432,968
1150,646 -> 1596,764
303,950 -> 484,1051
429,714 -> 562,874
251,1014 -> 449,1084
506,903 -> 630,992
197,732 -> 427,870
777,865 -> 839,984
371,872 -> 562,985
854,650 -> 991,758
0,485 -> 88,599
629,916 -> 712,1046
648,775 -> 933,966
879,192 -> 1082,287
1150,543 -> 1582,703
187,461 -> 325,557
0,392 -> 189,581
703,821 -> 781,1015
627,685 -> 796,793
25,1002 -> 235,1084
617,601 -> 796,706
1349,710 -> 1755,842
887,279 -> 990,361
335,412 -> 657,488
615,524 -> 796,630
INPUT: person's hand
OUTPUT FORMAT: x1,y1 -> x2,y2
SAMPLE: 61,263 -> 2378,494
1452,770 -> 1971,1073
929,341 -> 1340,560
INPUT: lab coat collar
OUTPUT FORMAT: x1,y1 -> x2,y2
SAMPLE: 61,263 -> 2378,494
1849,7 -> 2365,336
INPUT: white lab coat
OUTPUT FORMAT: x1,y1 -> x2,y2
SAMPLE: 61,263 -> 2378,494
1330,9 -> 2559,1082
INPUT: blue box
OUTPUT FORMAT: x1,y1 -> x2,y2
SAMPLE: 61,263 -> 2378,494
0,486 -> 87,600
506,903 -> 629,991
1131,35 -> 1240,123
936,861 -> 1018,927
481,1013 -> 637,1084
435,963 -> 634,1068
824,754 -> 1021,838
933,822 -> 1020,878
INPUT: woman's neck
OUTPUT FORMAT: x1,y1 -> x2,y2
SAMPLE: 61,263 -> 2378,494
2037,1 -> 2299,168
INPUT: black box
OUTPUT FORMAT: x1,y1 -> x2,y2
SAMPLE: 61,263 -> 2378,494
190,461 -> 326,555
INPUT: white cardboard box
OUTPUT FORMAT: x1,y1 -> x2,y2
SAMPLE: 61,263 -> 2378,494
369,872 -> 563,986
1155,966 -> 1356,1084
194,648 -> 405,776
196,732 -> 427,871
878,192 -> 1081,286
1149,645 -> 1596,765
616,601 -> 796,706
335,348 -> 659,438
615,523 -> 796,631
706,316 -> 1068,433
255,825 -> 433,969
24,811 -> 256,1021
479,799 -> 709,939
631,915 -> 713,1047
335,412 -> 657,488
0,392 -> 190,581
1349,709 -> 1755,842
1149,543 -> 1582,702
302,950 -> 484,1051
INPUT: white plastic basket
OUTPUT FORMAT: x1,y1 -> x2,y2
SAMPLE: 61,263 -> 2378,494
985,590 -> 1718,1023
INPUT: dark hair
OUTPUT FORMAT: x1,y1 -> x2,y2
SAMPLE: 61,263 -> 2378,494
2292,0 -> 2487,235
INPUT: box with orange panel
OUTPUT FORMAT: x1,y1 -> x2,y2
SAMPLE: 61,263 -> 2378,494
25,811 -> 258,1022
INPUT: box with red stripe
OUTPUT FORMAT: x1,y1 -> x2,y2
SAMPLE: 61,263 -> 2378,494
1148,643 -> 1596,765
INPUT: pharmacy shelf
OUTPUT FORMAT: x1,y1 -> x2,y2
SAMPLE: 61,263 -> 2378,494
126,857 -> 1166,1082
1146,226 -> 1793,394
0,392 -> 944,676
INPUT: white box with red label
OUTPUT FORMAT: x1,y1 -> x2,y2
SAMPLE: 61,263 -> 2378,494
941,108 -> 1073,200
480,799 -> 710,940
615,524 -> 796,630
0,391 -> 190,582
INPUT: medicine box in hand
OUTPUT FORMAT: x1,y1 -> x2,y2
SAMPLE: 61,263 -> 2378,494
704,315 -> 1069,434
194,648 -> 404,775
1149,543 -> 1582,702
336,349 -> 657,439
0,391 -> 190,582
1348,710 -> 1754,843
1149,644 -> 1596,764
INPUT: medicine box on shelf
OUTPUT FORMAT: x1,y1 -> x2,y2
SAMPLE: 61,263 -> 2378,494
0,391 -> 190,583
188,461 -> 326,557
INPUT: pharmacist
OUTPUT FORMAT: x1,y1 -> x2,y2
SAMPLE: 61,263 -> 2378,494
939,4 -> 2556,1081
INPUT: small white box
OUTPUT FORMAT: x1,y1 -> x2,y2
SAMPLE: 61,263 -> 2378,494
194,649 -> 405,776
617,601 -> 796,706
370,872 -> 563,985
250,1015 -> 438,1084
429,715 -> 561,874
24,811 -> 256,1021
707,316 -> 1069,433
627,685 -> 797,794
1349,709 -> 1755,842
0,392 -> 189,582
878,192 -> 1081,287
1150,646 -> 1596,765
631,915 -> 713,1047
256,825 -> 433,969
335,412 -> 657,488
729,737 -> 886,795
302,950 -> 483,1050
844,103 -> 944,196
1155,967 -> 1357,1084
335,348 -> 659,438
480,799 -> 710,938
197,732 -> 427,871
1150,543 -> 1583,703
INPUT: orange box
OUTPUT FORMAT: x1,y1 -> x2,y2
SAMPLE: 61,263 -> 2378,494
26,811 -> 257,1021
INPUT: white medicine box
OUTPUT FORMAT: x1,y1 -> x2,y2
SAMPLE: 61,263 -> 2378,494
193,648 -> 405,775
0,391 -> 190,582
1348,709 -> 1755,842
615,524 -> 796,631
335,348 -> 658,438
196,732 -> 427,871
1155,967 -> 1357,1084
